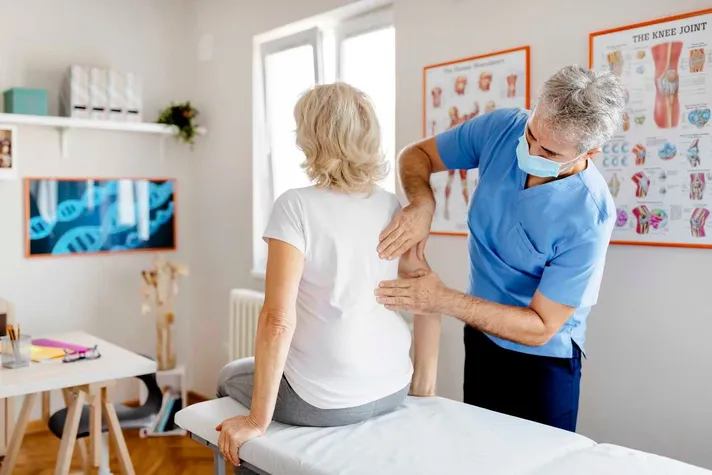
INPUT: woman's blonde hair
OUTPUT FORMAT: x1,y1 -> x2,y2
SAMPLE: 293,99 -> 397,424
294,82 -> 387,194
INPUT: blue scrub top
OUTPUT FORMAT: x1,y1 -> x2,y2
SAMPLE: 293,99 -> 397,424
436,108 -> 615,358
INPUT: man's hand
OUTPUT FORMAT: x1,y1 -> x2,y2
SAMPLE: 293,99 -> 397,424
216,415 -> 265,467
378,203 -> 434,261
375,269 -> 447,314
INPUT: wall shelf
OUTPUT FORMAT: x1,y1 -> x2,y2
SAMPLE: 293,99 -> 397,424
0,113 -> 206,158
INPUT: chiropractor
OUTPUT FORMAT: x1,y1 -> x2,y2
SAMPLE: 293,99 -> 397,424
374,65 -> 626,432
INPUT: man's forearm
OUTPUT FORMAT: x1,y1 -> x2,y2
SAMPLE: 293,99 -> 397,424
439,288 -> 553,347
399,145 -> 436,209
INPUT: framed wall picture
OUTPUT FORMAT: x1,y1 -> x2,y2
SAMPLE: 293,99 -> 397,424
0,125 -> 18,180
423,46 -> 530,236
590,8 -> 712,248
25,177 -> 177,257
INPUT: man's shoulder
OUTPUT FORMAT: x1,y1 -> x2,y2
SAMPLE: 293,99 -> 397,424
579,162 -> 616,229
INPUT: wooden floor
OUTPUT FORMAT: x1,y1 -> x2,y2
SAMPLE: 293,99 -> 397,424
8,428 -> 219,475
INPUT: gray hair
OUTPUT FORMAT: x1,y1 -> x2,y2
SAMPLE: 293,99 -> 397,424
536,65 -> 626,154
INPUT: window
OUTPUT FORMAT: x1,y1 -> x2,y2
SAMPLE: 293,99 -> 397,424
252,6 -> 395,276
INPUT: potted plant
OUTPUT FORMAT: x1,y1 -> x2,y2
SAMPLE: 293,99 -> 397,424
157,102 -> 200,147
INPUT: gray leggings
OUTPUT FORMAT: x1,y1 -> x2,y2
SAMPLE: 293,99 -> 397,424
216,357 -> 409,427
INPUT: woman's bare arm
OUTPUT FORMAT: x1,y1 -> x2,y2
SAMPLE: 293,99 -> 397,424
248,239 -> 304,430
398,248 -> 441,397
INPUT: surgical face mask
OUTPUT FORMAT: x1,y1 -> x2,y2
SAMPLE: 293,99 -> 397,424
516,133 -> 577,178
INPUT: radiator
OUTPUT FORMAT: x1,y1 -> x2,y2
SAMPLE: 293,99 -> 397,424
228,289 -> 264,361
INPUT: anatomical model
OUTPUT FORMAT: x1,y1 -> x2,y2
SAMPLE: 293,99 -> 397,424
607,50 -> 624,77
622,112 -> 630,131
455,76 -> 467,95
431,86 -> 443,108
689,48 -> 705,73
616,208 -> 628,227
463,102 -> 480,121
658,141 -> 677,160
690,172 -> 706,200
485,101 -> 496,114
687,139 -> 701,167
690,207 -> 710,237
632,205 -> 650,234
631,171 -> 650,198
478,72 -> 492,92
506,74 -> 517,97
141,255 -> 189,371
443,107 -> 470,220
608,173 -> 621,198
652,41 -> 683,129
650,209 -> 668,229
633,144 -> 646,165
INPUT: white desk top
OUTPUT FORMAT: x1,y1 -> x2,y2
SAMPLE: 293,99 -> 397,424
0,331 -> 157,398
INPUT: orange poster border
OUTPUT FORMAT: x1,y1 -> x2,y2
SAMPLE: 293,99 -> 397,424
24,176 -> 178,259
422,45 -> 531,237
589,7 -> 712,249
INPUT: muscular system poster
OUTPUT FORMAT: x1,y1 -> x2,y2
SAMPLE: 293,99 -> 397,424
591,9 -> 712,248
423,46 -> 530,236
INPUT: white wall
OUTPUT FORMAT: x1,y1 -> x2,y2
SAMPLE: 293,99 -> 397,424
395,0 -> 712,469
0,0 -> 195,417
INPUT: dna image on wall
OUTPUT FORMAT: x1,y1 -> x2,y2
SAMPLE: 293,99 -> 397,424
25,178 -> 176,257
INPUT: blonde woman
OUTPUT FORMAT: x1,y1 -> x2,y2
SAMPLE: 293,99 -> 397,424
215,83 -> 442,467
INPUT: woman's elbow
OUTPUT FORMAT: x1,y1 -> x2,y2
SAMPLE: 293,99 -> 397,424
260,308 -> 295,341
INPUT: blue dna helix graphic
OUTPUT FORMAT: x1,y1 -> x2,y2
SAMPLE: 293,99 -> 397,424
28,180 -> 175,255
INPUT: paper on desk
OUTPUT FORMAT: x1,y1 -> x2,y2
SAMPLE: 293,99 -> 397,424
32,338 -> 90,353
30,345 -> 66,362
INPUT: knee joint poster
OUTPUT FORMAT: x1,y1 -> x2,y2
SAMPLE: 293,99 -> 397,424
591,8 -> 712,248
423,46 -> 530,236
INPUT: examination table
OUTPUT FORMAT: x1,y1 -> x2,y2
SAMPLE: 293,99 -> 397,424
175,395 -> 709,475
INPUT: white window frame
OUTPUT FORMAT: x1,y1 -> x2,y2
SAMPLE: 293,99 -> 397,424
252,3 -> 394,279
335,7 -> 394,80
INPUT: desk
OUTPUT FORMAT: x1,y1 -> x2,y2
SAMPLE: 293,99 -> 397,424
0,331 -> 157,475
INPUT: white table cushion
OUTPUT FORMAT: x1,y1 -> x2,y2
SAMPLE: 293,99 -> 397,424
175,396 -> 596,475
529,443 -> 711,474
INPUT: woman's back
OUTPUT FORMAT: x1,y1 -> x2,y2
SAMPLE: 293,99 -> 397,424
263,185 -> 413,409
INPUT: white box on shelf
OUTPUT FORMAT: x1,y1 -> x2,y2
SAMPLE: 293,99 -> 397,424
125,72 -> 142,123
107,69 -> 127,122
88,67 -> 108,120
60,65 -> 90,119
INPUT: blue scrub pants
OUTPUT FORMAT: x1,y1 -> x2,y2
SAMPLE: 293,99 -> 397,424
463,327 -> 582,432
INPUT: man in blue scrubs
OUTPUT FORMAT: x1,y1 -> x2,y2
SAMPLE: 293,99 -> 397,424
375,65 -> 626,431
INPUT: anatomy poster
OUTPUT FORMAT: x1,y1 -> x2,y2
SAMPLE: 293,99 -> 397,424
423,47 -> 530,235
591,9 -> 712,247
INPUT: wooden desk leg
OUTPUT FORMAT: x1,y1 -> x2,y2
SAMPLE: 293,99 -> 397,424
0,393 -> 38,475
88,385 -> 101,470
61,389 -> 90,474
3,397 -> 16,454
101,385 -> 135,475
54,389 -> 86,475
42,391 -> 51,423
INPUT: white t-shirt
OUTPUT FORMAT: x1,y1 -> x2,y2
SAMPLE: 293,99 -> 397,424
263,185 -> 413,409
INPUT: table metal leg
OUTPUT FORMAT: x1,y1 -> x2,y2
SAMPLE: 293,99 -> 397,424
213,448 -> 227,475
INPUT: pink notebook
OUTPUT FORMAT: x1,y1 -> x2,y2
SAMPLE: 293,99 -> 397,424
32,338 -> 90,353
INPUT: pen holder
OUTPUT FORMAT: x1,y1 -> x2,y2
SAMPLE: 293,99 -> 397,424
1,334 -> 31,369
